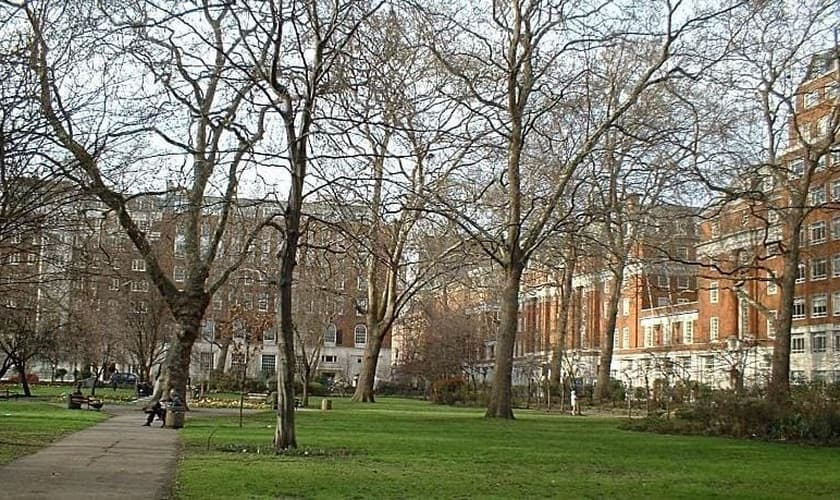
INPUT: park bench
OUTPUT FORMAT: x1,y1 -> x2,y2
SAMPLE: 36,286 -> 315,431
0,389 -> 21,400
247,392 -> 303,408
68,393 -> 104,410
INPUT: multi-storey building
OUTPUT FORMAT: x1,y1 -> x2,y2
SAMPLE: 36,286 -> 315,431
2,189 -> 390,388
408,50 -> 838,393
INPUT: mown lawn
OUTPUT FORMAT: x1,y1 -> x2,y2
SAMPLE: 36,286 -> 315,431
0,400 -> 107,465
176,397 -> 840,499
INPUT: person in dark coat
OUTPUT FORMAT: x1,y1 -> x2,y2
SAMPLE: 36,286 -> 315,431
143,399 -> 165,426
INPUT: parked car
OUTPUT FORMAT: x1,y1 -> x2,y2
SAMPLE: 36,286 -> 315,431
110,372 -> 138,387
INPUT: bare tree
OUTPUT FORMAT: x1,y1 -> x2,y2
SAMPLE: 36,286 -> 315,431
692,0 -> 839,403
420,0 -> 740,418
14,1 -> 279,405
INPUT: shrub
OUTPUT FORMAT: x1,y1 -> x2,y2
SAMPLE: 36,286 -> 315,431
628,383 -> 840,445
430,377 -> 465,405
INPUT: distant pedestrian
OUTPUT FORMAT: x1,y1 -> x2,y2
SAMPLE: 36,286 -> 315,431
570,389 -> 580,415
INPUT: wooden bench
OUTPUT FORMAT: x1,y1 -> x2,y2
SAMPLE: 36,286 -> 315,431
0,389 -> 21,400
68,394 -> 103,410
245,392 -> 269,402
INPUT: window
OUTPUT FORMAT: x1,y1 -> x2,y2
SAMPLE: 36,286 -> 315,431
762,175 -> 774,192
199,352 -> 214,372
710,317 -> 719,341
173,266 -> 185,282
812,294 -> 828,318
711,220 -> 720,237
676,247 -> 688,259
767,281 -> 777,295
622,327 -> 630,348
683,320 -> 694,344
174,235 -> 186,257
834,255 -> 840,277
622,298 -> 630,316
834,332 -> 840,352
832,217 -> 840,240
8,253 -> 20,265
793,297 -> 806,319
354,324 -> 367,347
110,278 -> 120,291
130,280 -> 149,293
804,90 -> 818,108
790,158 -> 804,177
799,227 -> 807,246
767,209 -> 779,224
263,328 -> 275,342
834,293 -> 840,316
811,258 -> 828,280
833,149 -> 840,167
321,355 -> 337,364
709,281 -> 719,304
810,221 -> 826,244
812,332 -> 827,353
644,326 -> 653,347
325,324 -> 337,345
796,263 -> 806,283
213,295 -> 223,310
257,293 -> 269,312
791,336 -> 805,353
356,297 -> 367,316
740,211 -> 749,226
357,276 -> 367,291
809,185 -> 826,206
677,298 -> 690,304
613,331 -> 619,349
260,354 -> 276,374
677,276 -> 690,290
657,275 -> 669,288
336,275 -> 345,291
657,296 -> 669,307
767,310 -> 777,338
133,301 -> 148,314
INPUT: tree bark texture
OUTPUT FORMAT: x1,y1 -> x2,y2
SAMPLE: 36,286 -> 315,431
485,263 -> 523,419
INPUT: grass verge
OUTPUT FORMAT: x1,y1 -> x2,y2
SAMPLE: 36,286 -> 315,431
0,400 -> 107,465
176,397 -> 840,499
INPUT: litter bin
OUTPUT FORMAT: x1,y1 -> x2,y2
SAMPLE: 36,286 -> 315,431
164,403 -> 186,429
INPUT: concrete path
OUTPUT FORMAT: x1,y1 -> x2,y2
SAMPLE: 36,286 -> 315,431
0,405 -> 179,500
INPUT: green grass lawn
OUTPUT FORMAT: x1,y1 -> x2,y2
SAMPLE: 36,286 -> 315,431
0,400 -> 107,465
176,397 -> 840,499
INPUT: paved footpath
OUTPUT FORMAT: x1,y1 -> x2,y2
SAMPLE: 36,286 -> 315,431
0,405 -> 179,500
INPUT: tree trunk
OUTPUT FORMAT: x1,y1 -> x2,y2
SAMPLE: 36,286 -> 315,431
551,259 -> 575,388
275,170 -> 302,450
596,271 -> 623,401
161,309 -> 205,405
769,244 -> 798,404
352,322 -> 386,403
485,263 -> 523,419
15,362 -> 32,397
301,370 -> 310,408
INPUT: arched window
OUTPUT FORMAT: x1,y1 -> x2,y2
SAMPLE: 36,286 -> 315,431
325,324 -> 337,345
354,324 -> 367,347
